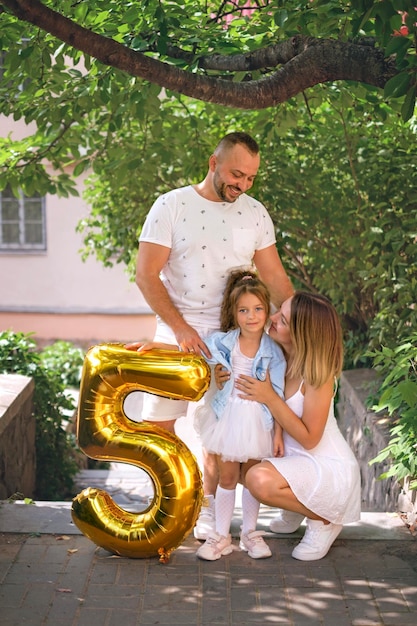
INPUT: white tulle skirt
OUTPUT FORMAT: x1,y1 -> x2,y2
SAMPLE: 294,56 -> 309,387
194,396 -> 273,463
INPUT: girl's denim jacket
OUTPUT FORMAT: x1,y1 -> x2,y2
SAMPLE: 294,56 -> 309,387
205,328 -> 286,429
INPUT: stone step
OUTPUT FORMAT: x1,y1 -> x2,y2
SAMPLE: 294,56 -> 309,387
0,488 -> 415,541
0,478 -> 412,542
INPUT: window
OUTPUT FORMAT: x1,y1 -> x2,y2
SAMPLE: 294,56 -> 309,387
0,186 -> 46,251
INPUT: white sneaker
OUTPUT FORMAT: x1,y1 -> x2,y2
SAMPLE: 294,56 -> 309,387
269,510 -> 305,534
239,530 -> 272,559
196,532 -> 233,561
292,520 -> 343,561
194,496 -> 215,540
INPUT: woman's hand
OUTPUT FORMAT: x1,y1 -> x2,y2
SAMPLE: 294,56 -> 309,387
235,372 -> 276,404
214,363 -> 230,390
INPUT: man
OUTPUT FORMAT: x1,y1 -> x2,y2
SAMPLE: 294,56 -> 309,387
132,132 -> 293,539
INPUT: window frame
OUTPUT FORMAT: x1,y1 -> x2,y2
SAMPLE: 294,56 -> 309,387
0,187 -> 47,252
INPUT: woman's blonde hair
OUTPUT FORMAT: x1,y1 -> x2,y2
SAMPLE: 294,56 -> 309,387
220,269 -> 271,332
288,292 -> 344,387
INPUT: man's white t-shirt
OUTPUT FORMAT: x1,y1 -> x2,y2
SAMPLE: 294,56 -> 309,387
139,185 -> 276,330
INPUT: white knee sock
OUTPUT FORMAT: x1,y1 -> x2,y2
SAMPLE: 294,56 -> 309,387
241,486 -> 260,535
215,486 -> 236,537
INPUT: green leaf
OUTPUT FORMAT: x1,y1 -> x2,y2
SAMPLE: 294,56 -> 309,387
273,10 -> 288,28
385,35 -> 412,58
384,72 -> 411,98
396,380 -> 417,408
123,6 -> 142,24
73,160 -> 90,177
401,85 -> 416,122
20,45 -> 34,60
74,2 -> 89,22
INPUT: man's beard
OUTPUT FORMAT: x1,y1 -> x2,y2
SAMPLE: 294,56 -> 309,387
213,172 -> 237,202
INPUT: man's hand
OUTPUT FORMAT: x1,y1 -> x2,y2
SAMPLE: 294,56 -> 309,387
124,336 -> 211,358
124,341 -> 177,352
174,325 -> 212,359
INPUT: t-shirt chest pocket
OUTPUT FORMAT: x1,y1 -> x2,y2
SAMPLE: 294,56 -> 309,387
232,228 -> 257,257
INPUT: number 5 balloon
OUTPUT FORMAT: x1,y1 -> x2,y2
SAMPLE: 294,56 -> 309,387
71,343 -> 210,562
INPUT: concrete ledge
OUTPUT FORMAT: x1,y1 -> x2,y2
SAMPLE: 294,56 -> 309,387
0,500 -> 413,542
0,373 -> 34,431
0,374 -> 36,499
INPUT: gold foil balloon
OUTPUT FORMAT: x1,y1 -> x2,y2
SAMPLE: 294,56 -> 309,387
71,343 -> 210,562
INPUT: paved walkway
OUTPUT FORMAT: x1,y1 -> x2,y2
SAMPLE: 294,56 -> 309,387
0,404 -> 416,625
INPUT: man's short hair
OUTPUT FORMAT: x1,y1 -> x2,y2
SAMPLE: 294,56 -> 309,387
215,132 -> 259,156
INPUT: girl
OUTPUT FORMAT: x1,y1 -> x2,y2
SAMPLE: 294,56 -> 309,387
194,270 -> 286,561
235,292 -> 361,561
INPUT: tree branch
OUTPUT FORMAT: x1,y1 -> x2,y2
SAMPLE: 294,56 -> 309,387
1,0 -> 397,109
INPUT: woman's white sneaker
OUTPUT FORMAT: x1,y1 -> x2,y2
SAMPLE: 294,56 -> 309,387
292,519 -> 343,561
240,530 -> 272,559
269,510 -> 305,534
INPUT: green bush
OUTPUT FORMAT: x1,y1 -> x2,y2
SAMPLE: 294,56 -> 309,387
367,334 -> 417,490
0,331 -> 81,500
257,96 -> 417,369
40,340 -> 84,388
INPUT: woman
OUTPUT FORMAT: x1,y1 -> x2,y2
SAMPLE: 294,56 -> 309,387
234,291 -> 361,561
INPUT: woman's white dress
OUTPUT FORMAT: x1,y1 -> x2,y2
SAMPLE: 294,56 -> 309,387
267,382 -> 361,524
195,343 -> 274,463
